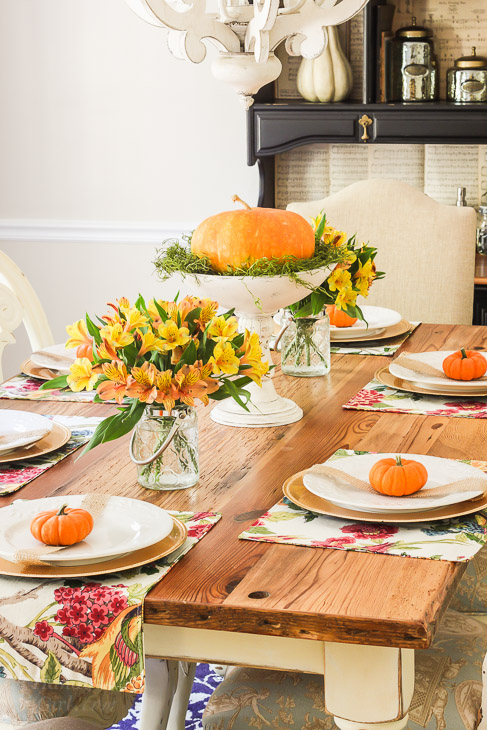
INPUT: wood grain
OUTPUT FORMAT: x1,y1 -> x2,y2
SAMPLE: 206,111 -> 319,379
1,324 -> 485,650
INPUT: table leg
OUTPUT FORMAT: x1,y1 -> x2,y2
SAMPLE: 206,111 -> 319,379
324,642 -> 414,730
140,658 -> 178,730
167,661 -> 197,730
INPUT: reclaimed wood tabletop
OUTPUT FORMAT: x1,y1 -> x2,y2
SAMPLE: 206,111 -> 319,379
2,323 -> 486,652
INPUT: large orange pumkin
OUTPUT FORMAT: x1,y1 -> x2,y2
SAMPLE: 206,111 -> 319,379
326,305 -> 357,327
191,196 -> 315,273
442,348 -> 487,381
30,504 -> 94,546
369,456 -> 428,497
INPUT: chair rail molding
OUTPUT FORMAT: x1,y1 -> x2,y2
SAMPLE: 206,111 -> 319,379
0,220 -> 196,245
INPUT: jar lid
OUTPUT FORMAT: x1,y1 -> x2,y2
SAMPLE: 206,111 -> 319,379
396,16 -> 432,39
455,47 -> 487,69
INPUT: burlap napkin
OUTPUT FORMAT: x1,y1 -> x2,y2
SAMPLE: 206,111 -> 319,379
307,463 -> 487,501
394,353 -> 487,381
13,493 -> 110,567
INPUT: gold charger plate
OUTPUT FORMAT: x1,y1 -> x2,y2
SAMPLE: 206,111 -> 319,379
21,359 -> 62,382
0,516 -> 187,578
331,319 -> 413,344
375,366 -> 487,398
283,469 -> 487,524
0,422 -> 71,464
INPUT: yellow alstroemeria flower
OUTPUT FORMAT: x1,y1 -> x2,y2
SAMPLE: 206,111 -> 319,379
207,315 -> 239,343
354,259 -> 375,281
99,322 -> 134,348
155,370 -> 177,411
117,297 -> 131,311
355,276 -> 370,298
66,319 -> 92,350
67,358 -> 99,392
123,307 -> 149,331
195,299 -> 219,328
157,320 -> 191,351
137,329 -> 162,357
327,268 -> 352,292
209,341 -> 240,376
238,330 -> 269,386
246,359 -> 270,387
335,286 -> 358,310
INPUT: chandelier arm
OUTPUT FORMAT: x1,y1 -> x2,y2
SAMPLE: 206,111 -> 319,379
143,0 -> 241,62
270,0 -> 369,58
245,0 -> 280,64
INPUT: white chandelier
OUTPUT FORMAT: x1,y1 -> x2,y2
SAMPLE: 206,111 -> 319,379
125,0 -> 369,108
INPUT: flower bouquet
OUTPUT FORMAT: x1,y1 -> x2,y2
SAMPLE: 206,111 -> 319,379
280,213 -> 384,377
42,295 -> 268,489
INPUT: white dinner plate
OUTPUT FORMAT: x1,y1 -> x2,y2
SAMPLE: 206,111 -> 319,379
329,305 -> 402,340
0,496 -> 174,566
303,453 -> 487,514
30,344 -> 76,375
0,410 -> 53,456
389,351 -> 487,392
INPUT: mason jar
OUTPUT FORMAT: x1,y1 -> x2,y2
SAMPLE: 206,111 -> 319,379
131,405 -> 199,490
281,315 -> 330,377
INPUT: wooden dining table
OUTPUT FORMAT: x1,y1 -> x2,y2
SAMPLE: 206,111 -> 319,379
1,322 -> 486,730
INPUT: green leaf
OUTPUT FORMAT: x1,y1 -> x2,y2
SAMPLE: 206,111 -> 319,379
175,340 -> 197,370
80,402 -> 146,456
39,375 -> 69,391
86,314 -> 102,344
315,210 -> 327,241
135,293 -> 147,312
266,512 -> 300,522
40,652 -> 62,684
223,379 -> 250,411
153,300 -> 168,323
222,308 -> 235,320
247,526 -> 276,536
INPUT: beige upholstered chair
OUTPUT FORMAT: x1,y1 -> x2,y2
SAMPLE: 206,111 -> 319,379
287,179 -> 477,325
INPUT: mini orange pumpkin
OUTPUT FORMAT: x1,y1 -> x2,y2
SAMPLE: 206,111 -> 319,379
326,305 -> 357,327
76,342 -> 93,360
369,456 -> 428,497
190,195 -> 315,273
442,348 -> 487,381
30,504 -> 94,546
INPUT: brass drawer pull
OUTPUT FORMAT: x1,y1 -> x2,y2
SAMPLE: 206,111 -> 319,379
358,114 -> 373,142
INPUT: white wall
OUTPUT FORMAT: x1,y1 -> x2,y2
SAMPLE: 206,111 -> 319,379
0,0 -> 259,377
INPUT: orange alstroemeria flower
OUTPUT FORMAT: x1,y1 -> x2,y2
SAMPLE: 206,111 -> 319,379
96,339 -> 119,362
97,361 -> 130,404
66,320 -> 93,361
155,370 -> 178,411
126,362 -> 158,404
173,364 -> 213,407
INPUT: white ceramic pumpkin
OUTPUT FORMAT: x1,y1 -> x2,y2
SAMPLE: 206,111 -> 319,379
297,27 -> 353,103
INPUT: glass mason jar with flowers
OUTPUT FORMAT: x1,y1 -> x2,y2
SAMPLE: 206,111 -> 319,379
42,295 -> 269,490
280,212 -> 384,377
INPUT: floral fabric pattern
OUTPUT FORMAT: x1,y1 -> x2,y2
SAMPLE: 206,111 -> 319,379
239,449 -> 487,562
330,322 -> 419,357
0,374 -> 104,403
343,378 -> 487,418
0,511 -> 219,694
0,415 -> 103,496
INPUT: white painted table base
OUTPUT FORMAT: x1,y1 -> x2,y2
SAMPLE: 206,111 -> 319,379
143,624 -> 415,730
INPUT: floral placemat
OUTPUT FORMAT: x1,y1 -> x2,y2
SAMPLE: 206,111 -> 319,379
0,510 -> 219,693
330,322 -> 420,357
239,450 -> 487,562
0,415 -> 103,496
0,374 -> 98,403
343,378 -> 487,418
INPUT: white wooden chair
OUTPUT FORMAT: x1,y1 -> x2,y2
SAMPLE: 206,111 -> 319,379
0,250 -> 54,380
287,178 -> 478,325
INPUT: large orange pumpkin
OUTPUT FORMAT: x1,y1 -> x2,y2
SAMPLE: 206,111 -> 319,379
369,456 -> 428,497
326,305 -> 357,327
442,348 -> 487,381
191,196 -> 315,273
30,504 -> 94,546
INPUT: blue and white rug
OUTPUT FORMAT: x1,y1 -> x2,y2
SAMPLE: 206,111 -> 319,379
110,663 -> 222,730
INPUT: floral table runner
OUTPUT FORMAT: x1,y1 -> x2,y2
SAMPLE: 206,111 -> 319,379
0,415 -> 103,496
0,374 -> 98,403
0,511 -> 219,693
330,322 -> 420,357
343,378 -> 487,418
239,450 -> 487,562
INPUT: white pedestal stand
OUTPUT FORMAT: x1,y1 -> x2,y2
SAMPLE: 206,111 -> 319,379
210,312 -> 303,427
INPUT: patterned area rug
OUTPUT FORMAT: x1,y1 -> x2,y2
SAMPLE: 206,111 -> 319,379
110,663 -> 222,730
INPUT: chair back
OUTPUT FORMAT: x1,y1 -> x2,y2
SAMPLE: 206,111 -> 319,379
287,179 -> 477,325
0,250 -> 53,380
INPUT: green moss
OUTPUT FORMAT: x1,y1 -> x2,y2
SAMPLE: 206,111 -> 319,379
154,234 -> 347,290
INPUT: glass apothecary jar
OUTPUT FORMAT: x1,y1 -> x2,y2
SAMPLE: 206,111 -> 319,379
130,405 -> 199,490
280,314 -> 330,377
477,206 -> 487,255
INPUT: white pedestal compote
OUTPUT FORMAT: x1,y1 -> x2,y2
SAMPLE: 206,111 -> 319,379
170,266 -> 333,427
